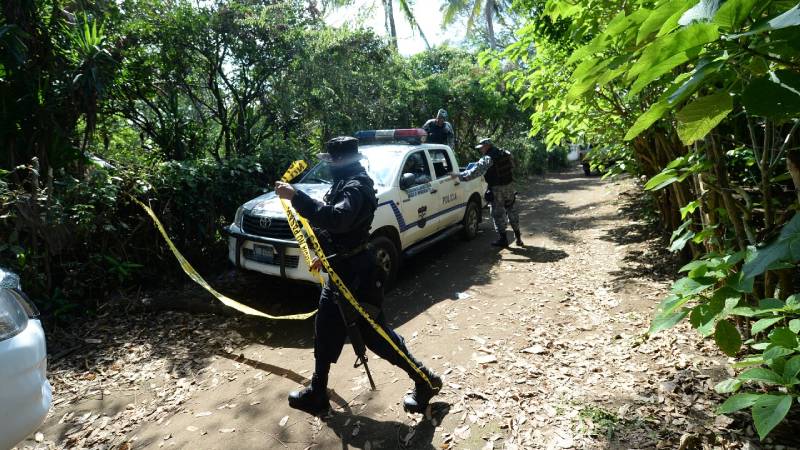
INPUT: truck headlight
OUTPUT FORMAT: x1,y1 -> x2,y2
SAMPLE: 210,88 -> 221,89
0,289 -> 30,341
234,206 -> 245,228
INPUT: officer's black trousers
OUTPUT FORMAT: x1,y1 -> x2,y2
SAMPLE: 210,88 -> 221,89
313,252 -> 423,383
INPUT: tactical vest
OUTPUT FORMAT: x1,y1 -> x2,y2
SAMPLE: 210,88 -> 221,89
424,119 -> 450,145
484,147 -> 514,186
323,173 -> 378,253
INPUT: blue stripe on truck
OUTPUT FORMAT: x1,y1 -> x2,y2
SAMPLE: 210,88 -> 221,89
377,201 -> 467,232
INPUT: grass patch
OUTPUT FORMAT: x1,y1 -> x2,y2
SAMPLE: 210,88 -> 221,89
578,405 -> 622,440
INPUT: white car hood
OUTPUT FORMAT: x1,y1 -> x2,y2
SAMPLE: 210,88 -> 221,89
243,183 -> 389,218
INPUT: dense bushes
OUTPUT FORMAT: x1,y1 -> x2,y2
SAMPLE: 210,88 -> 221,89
0,152 -> 289,315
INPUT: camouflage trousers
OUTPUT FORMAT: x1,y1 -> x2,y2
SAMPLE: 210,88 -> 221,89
489,184 -> 520,234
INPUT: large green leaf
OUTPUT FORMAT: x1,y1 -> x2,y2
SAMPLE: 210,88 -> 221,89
624,99 -> 672,141
672,276 -> 715,296
715,319 -> 742,356
568,57 -> 614,99
639,1 -> 694,44
668,59 -> 725,105
566,10 -> 626,65
763,345 -> 795,361
742,71 -> 800,120
624,60 -> 721,141
743,213 -> 800,279
769,327 -> 799,349
691,297 -> 724,336
628,23 -> 720,79
658,2 -> 695,37
651,292 -> 692,334
712,0 -> 760,30
733,3 -> 800,37
752,317 -> 783,335
629,45 -> 707,96
738,367 -> 784,385
644,169 -> 679,191
676,92 -> 733,144
717,392 -> 761,413
783,355 -> 800,382
752,394 -> 793,440
714,378 -> 743,393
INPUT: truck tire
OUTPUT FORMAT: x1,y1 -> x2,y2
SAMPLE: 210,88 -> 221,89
582,162 -> 591,176
370,235 -> 399,288
461,199 -> 481,241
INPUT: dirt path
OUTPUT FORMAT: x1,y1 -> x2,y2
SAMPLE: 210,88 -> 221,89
19,169 -> 784,450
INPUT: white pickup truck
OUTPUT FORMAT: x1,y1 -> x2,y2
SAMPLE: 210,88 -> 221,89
224,128 -> 487,284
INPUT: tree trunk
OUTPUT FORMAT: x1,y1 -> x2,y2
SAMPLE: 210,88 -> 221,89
485,0 -> 497,49
384,0 -> 398,49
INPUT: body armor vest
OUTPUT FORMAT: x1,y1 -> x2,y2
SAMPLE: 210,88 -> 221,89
484,147 -> 514,186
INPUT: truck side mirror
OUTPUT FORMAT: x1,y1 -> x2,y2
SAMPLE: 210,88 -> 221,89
400,173 -> 416,190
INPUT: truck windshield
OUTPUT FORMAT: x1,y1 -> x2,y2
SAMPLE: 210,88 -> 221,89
299,150 -> 402,187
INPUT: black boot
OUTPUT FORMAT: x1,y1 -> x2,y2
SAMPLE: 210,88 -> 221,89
403,366 -> 443,414
288,373 -> 330,416
513,228 -> 524,247
491,232 -> 509,248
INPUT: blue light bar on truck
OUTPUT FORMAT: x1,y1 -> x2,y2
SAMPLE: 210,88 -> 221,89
355,128 -> 428,144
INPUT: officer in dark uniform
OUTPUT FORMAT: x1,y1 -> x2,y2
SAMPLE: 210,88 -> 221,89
423,109 -> 455,147
453,138 -> 523,247
275,136 -> 442,416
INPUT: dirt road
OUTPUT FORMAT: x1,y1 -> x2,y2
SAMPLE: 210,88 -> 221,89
20,169 -> 781,449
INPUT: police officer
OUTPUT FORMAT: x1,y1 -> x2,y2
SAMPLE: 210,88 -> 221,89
453,138 -> 523,247
423,109 -> 455,146
274,136 -> 442,416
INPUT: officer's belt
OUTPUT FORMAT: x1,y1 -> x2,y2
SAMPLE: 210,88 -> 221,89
332,243 -> 372,261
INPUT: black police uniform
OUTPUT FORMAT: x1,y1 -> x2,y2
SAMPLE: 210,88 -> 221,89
287,137 -> 441,416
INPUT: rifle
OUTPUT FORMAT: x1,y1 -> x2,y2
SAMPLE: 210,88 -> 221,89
335,294 -> 377,390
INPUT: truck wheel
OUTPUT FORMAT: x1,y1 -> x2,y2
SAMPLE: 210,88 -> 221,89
370,235 -> 399,288
582,163 -> 591,176
461,199 -> 481,241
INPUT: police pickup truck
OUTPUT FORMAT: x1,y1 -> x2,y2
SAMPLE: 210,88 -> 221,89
225,128 -> 487,284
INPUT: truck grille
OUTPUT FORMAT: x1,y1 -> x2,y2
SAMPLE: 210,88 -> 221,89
242,249 -> 300,268
241,214 -> 295,240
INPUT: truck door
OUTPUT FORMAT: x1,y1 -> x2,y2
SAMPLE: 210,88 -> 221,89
398,150 -> 438,244
427,147 -> 465,230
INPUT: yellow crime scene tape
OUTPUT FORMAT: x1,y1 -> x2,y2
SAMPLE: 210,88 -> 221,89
134,160 -> 433,389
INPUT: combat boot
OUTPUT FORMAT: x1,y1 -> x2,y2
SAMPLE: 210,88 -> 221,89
288,373 -> 330,416
403,367 -> 443,414
491,232 -> 510,248
513,228 -> 524,247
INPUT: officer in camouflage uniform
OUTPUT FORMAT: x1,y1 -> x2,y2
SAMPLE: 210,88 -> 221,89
275,136 -> 442,416
454,138 -> 523,247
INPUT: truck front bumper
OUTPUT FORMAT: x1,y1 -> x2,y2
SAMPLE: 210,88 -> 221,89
224,225 -> 319,283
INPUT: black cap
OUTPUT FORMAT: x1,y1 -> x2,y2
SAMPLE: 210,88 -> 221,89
475,137 -> 493,149
318,136 -> 362,163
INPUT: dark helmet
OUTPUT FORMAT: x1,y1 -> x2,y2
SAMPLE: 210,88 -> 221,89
475,137 -> 493,149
